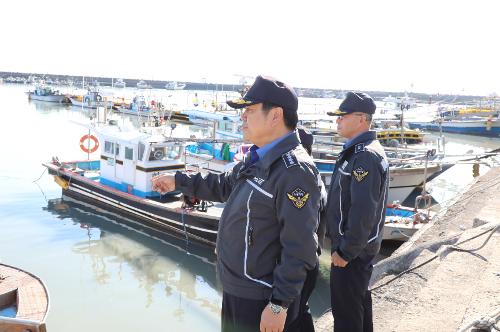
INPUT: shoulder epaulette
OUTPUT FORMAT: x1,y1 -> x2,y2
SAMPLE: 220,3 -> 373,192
354,143 -> 366,154
282,150 -> 299,168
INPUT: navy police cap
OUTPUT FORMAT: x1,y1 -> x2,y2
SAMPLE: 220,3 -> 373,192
329,91 -> 376,116
227,75 -> 298,112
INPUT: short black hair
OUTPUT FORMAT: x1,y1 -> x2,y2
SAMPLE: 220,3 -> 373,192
261,102 -> 298,130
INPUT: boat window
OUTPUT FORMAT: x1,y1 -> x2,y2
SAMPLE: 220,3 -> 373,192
104,141 -> 113,154
168,146 -> 181,159
149,145 -> 182,161
218,121 -> 227,131
138,142 -> 145,161
125,147 -> 134,160
115,143 -> 120,156
149,147 -> 166,161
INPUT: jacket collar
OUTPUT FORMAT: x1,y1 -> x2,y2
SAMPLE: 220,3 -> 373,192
240,130 -> 301,179
342,130 -> 376,152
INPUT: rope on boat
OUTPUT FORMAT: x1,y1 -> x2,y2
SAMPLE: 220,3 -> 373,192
32,167 -> 47,183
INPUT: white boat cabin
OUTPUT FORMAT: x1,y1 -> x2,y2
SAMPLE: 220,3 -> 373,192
97,128 -> 185,198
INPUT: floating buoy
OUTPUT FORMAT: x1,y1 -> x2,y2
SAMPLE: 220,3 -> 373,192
80,134 -> 99,153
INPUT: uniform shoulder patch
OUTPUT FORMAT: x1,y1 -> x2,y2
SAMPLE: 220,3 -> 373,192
282,151 -> 298,168
352,166 -> 369,182
354,143 -> 365,154
287,187 -> 310,209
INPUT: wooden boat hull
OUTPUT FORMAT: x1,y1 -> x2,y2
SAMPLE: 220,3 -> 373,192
0,264 -> 49,332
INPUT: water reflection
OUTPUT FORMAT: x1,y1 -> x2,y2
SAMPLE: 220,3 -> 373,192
28,99 -> 70,113
44,196 -> 221,320
43,196 -> 332,319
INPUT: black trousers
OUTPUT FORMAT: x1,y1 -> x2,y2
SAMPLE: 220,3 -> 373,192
330,255 -> 375,332
221,263 -> 319,332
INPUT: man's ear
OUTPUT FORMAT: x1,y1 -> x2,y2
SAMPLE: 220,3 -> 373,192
272,107 -> 284,126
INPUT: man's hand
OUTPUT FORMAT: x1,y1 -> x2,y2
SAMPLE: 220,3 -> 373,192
151,173 -> 176,193
260,304 -> 287,332
331,251 -> 348,267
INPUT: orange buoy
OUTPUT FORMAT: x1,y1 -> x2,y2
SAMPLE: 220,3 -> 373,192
80,134 -> 99,153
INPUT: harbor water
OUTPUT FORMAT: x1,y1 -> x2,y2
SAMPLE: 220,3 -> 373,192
0,84 -> 497,331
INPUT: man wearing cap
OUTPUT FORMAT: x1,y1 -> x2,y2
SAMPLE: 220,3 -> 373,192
152,76 -> 322,332
324,92 -> 389,332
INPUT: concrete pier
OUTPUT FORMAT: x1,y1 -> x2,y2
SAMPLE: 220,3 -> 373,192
315,167 -> 500,332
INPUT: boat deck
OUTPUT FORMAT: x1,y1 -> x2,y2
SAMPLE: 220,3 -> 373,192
0,264 -> 49,332
148,196 -> 226,220
0,264 -> 48,322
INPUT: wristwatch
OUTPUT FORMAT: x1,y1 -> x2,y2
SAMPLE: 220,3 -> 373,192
269,302 -> 288,314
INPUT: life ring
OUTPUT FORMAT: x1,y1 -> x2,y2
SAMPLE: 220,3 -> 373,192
96,94 -> 103,102
80,134 -> 99,153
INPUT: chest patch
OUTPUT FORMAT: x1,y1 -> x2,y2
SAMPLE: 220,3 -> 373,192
353,166 -> 369,182
253,177 -> 265,185
287,187 -> 310,209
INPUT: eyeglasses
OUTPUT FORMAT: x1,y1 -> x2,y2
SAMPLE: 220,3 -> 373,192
337,113 -> 366,120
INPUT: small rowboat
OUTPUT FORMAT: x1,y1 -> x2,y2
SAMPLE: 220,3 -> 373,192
0,263 -> 50,332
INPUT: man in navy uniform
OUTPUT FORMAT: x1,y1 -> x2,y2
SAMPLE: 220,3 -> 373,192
324,92 -> 389,332
152,76 -> 322,332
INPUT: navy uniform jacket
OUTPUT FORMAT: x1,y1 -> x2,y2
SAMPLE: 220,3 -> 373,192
324,130 -> 389,261
175,132 -> 322,304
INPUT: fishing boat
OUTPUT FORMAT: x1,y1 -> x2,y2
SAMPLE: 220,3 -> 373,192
383,204 -> 434,241
380,94 -> 418,117
113,78 -> 126,88
136,80 -> 152,89
181,109 -> 240,124
69,89 -> 113,109
375,127 -> 424,145
27,86 -> 69,103
179,110 -> 441,204
165,81 -> 186,90
440,107 -> 498,119
115,96 -> 159,117
3,76 -> 17,84
0,263 -> 50,332
43,126 -> 223,246
186,137 -> 441,204
316,159 -> 441,204
407,115 -> 500,137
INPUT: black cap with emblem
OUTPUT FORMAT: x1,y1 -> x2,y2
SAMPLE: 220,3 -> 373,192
328,91 -> 376,116
227,75 -> 298,112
